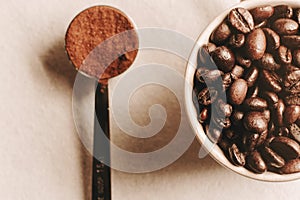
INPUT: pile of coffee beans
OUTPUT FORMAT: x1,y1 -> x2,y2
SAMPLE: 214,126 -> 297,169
194,5 -> 300,174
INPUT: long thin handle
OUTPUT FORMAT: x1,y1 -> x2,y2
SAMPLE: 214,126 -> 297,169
92,84 -> 111,200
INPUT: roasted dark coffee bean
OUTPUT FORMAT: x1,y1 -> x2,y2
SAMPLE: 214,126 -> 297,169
198,69 -> 223,84
244,133 -> 259,152
205,125 -> 222,143
222,73 -> 232,89
244,28 -> 266,60
244,66 -> 259,87
254,20 -> 268,29
246,151 -> 267,174
229,34 -> 245,48
272,18 -> 299,35
285,93 -> 300,105
228,144 -> 246,166
270,136 -> 300,160
281,35 -> 300,49
199,107 -> 209,123
250,6 -> 274,23
290,123 -> 300,143
275,99 -> 285,127
258,130 -> 268,146
229,79 -> 248,105
243,111 -> 268,133
198,87 -> 218,106
228,7 -> 254,34
211,46 -> 235,72
261,70 -> 282,93
277,46 -> 292,65
292,49 -> 300,67
244,97 -> 268,111
284,105 -> 300,125
216,99 -> 233,118
260,146 -> 285,168
236,52 -> 252,68
262,110 -> 271,122
231,110 -> 244,125
284,69 -> 300,92
272,5 -> 293,19
210,22 -> 231,44
263,28 -> 280,50
258,53 -> 281,71
203,43 -> 217,54
231,65 -> 244,80
280,159 -> 300,174
262,91 -> 279,109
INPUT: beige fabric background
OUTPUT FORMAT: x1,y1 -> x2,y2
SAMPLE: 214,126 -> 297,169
1,0 -> 300,199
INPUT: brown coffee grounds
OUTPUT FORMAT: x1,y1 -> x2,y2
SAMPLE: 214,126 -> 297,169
65,6 -> 138,85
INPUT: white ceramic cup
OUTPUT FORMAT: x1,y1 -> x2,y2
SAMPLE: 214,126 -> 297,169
185,0 -> 300,182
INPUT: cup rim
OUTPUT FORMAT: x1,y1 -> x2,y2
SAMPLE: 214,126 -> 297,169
184,0 -> 300,182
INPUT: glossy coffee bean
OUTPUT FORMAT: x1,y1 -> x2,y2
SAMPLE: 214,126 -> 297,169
292,49 -> 300,67
272,5 -> 293,19
281,35 -> 300,49
199,107 -> 209,123
210,22 -> 231,44
229,7 -> 254,34
231,65 -> 244,80
243,111 -> 268,133
244,28 -> 266,60
262,110 -> 271,122
276,46 -> 292,65
272,18 -> 299,35
221,73 -> 232,89
261,91 -> 279,109
280,159 -> 300,174
211,46 -> 235,72
290,123 -> 300,143
229,79 -> 248,105
250,5 -> 274,23
275,99 -> 285,127
283,69 -> 300,92
284,105 -> 300,125
270,136 -> 300,160
236,52 -> 252,68
244,66 -> 259,87
263,28 -> 280,50
254,20 -> 268,29
258,53 -> 280,71
246,151 -> 267,174
229,34 -> 245,48
244,97 -> 268,111
261,70 -> 282,93
203,43 -> 217,54
231,110 -> 244,125
228,143 -> 246,166
285,93 -> 300,105
260,146 -> 285,168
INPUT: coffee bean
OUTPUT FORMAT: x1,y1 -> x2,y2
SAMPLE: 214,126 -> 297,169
210,22 -> 231,44
284,105 -> 300,124
250,6 -> 274,23
272,18 -> 299,35
231,110 -> 244,125
211,46 -> 235,72
244,66 -> 259,87
216,99 -> 233,118
258,53 -> 281,71
261,91 -> 279,109
243,111 -> 268,133
276,46 -> 292,65
292,49 -> 300,67
229,34 -> 245,48
203,43 -> 217,54
262,110 -> 271,122
281,35 -> 300,49
254,20 -> 268,29
273,5 -> 293,19
243,133 -> 259,152
270,136 -> 300,160
260,146 -> 285,168
284,69 -> 300,93
229,79 -> 248,105
228,143 -> 246,166
231,65 -> 244,80
229,7 -> 254,34
285,93 -> 300,105
290,123 -> 300,143
263,28 -> 280,50
198,87 -> 218,106
261,70 -> 282,93
199,107 -> 209,123
222,73 -> 232,89
246,151 -> 267,174
244,28 -> 266,60
236,52 -> 252,68
275,99 -> 285,127
280,159 -> 300,174
244,97 -> 268,111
